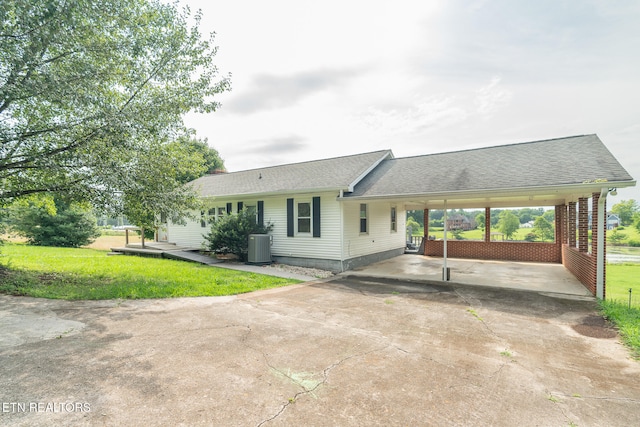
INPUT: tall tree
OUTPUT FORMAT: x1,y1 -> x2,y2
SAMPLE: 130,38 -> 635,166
533,216 -> 554,242
0,0 -> 230,223
611,200 -> 638,226
497,210 -> 520,240
173,135 -> 225,184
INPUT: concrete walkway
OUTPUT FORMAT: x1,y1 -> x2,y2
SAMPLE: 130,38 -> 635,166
347,254 -> 593,297
112,244 -> 593,296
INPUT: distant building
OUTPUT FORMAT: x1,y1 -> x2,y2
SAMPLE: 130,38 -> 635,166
447,214 -> 474,231
588,213 -> 621,230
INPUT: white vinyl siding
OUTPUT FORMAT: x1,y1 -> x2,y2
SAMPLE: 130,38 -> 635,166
342,201 -> 406,258
165,194 -> 406,262
268,192 -> 342,260
168,210 -> 212,249
167,192 -> 343,260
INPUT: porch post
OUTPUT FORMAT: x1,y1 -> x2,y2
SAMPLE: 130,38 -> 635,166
568,202 -> 577,247
594,190 -> 608,299
578,197 -> 588,253
555,205 -> 564,244
443,201 -> 449,281
484,207 -> 491,242
423,209 -> 429,239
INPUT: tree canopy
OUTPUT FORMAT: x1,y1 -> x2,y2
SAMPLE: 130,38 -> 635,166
611,199 -> 638,226
0,0 -> 230,226
497,210 -> 520,240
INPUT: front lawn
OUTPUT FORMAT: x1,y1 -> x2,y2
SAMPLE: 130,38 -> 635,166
0,243 -> 299,300
602,263 -> 640,359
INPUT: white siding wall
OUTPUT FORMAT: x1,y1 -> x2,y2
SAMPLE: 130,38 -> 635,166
166,194 -> 407,262
166,192 -> 343,260
267,192 -> 342,260
341,201 -> 406,259
166,208 -> 214,249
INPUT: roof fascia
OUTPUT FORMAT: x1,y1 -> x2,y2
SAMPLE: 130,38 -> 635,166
339,179 -> 636,203
200,187 -> 346,201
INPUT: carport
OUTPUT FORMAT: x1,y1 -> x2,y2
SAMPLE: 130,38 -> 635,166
341,135 -> 636,298
347,254 -> 593,297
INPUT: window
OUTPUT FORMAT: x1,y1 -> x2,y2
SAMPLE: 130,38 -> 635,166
207,207 -> 227,224
390,206 -> 397,232
246,205 -> 257,222
298,202 -> 311,233
360,204 -> 368,233
200,210 -> 206,228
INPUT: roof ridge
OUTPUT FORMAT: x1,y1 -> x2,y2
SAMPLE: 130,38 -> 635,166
220,149 -> 393,175
391,134 -> 596,161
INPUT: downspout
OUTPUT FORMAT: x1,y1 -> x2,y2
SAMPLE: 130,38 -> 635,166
596,187 -> 608,299
443,200 -> 448,281
339,190 -> 345,272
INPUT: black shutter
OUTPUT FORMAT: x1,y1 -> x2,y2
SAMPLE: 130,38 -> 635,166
226,203 -> 232,214
257,201 -> 264,227
286,198 -> 294,237
312,196 -> 321,237
237,202 -> 243,212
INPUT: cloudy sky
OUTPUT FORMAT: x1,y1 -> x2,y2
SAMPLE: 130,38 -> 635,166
180,0 -> 640,203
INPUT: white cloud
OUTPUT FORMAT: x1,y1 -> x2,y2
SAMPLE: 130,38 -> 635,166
475,76 -> 512,117
359,97 -> 468,136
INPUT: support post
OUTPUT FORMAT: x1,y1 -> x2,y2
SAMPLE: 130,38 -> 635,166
484,207 -> 491,242
595,189 -> 608,300
443,201 -> 449,281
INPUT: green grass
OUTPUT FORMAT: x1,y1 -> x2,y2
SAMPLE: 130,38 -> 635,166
603,263 -> 640,359
422,227 -> 550,242
0,243 -> 299,300
606,263 -> 640,305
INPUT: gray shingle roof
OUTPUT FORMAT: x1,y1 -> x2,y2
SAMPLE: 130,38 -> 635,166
190,150 -> 393,198
347,135 -> 634,199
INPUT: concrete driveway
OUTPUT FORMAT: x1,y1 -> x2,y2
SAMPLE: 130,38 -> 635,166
1,277 -> 639,426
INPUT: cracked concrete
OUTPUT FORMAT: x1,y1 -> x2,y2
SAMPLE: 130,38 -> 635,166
1,277 -> 639,426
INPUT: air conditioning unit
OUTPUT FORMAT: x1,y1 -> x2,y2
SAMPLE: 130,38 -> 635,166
248,234 -> 272,264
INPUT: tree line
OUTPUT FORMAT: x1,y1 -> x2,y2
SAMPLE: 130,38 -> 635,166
408,200 -> 640,242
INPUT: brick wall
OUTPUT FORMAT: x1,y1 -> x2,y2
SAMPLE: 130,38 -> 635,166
424,240 -> 561,262
562,245 -> 597,295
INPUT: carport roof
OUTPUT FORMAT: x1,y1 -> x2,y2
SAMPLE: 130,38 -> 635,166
343,134 -> 635,208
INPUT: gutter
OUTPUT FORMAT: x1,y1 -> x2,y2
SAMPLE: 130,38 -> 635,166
336,180 -> 636,202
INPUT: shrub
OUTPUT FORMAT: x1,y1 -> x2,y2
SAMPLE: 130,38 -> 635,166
10,199 -> 100,247
204,209 -> 272,261
608,229 -> 626,245
524,233 -> 537,242
628,240 -> 640,247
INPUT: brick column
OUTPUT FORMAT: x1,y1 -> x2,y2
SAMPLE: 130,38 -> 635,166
578,197 -> 589,253
568,202 -> 577,247
423,209 -> 429,238
485,207 -> 491,242
561,204 -> 568,244
555,205 -> 564,244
